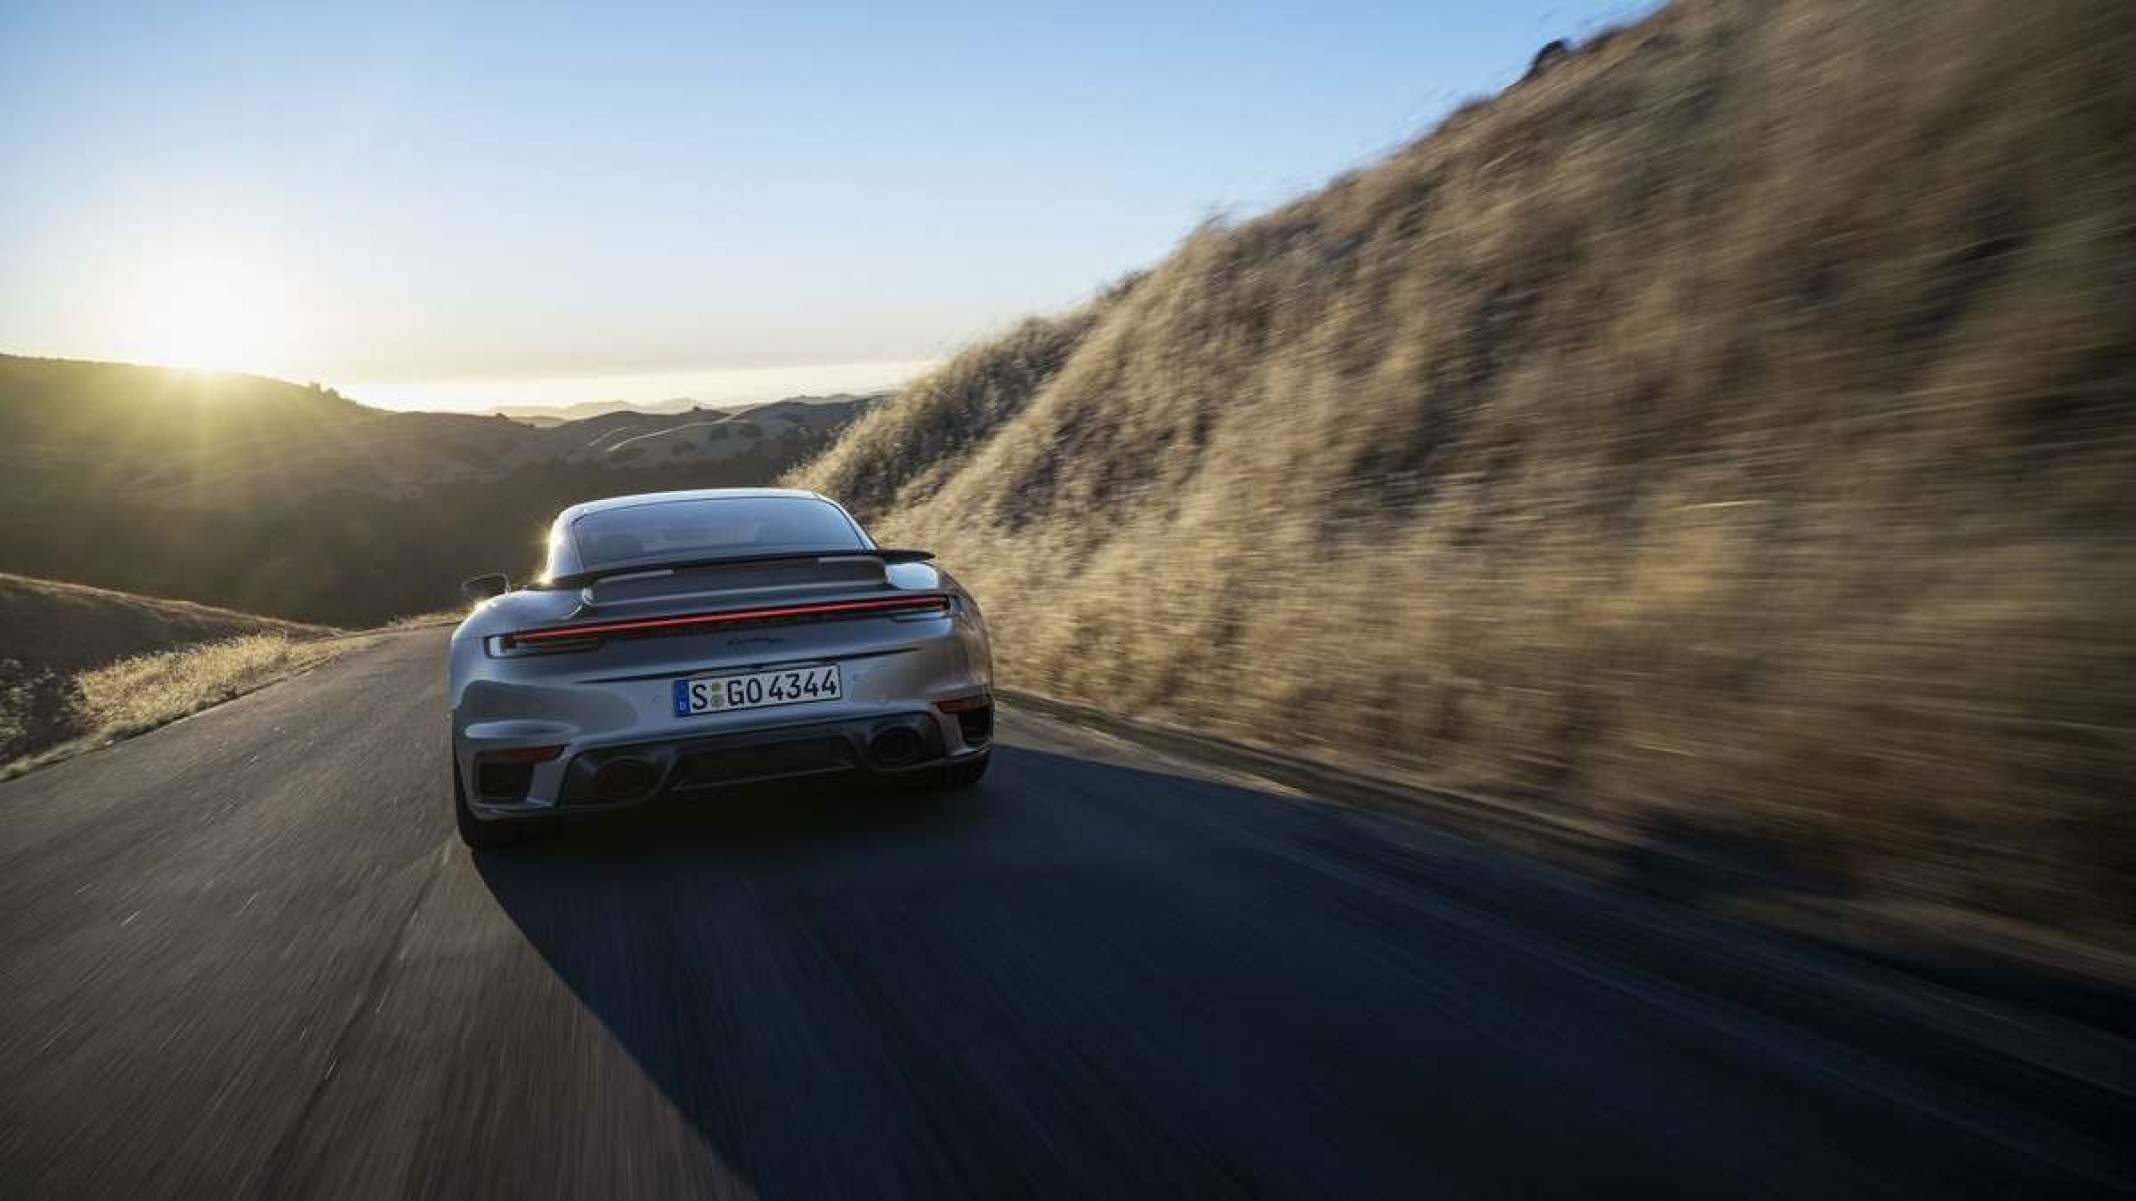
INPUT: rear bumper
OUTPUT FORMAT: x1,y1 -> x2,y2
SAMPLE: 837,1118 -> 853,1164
460,703 -> 990,821
449,590 -> 993,823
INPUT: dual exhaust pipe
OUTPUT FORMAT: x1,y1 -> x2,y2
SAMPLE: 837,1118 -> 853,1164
864,723 -> 926,769
591,756 -> 660,803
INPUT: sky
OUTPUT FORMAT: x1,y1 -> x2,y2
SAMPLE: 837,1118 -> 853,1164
0,0 -> 1651,412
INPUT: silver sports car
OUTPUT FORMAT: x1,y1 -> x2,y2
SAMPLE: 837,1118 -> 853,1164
447,488 -> 992,848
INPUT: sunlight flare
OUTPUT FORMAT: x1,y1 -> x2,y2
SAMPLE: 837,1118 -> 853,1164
119,255 -> 299,374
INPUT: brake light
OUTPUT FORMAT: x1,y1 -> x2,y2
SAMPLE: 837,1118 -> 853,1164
500,594 -> 950,650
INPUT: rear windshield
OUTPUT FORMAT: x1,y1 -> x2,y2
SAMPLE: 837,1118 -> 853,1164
567,497 -> 866,573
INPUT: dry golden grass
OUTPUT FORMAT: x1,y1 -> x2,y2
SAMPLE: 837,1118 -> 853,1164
793,0 -> 2136,930
0,573 -> 345,769
73,634 -> 351,733
382,608 -> 469,630
2,633 -> 364,777
0,571 -> 331,674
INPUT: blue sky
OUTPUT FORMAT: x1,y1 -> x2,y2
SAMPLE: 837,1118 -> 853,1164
0,0 -> 1651,409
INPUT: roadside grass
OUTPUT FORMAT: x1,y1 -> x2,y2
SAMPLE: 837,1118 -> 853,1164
0,596 -> 462,780
383,608 -> 468,630
789,0 -> 2136,937
0,571 -> 332,674
0,633 -> 369,780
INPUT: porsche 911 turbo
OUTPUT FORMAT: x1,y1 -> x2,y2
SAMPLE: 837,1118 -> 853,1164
447,488 -> 992,848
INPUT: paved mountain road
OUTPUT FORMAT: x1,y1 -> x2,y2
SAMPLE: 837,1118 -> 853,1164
2,630 -> 2129,1199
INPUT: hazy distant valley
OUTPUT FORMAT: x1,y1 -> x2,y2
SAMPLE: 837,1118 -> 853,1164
0,354 -> 883,624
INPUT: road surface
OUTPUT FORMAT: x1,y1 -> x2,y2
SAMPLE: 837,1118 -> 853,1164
2,630 -> 2130,1199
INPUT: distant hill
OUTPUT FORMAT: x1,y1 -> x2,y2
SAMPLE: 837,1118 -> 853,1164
490,392 -> 892,427
491,397 -> 701,425
0,572 -> 329,675
589,394 -> 896,459
0,355 -> 882,624
792,0 -> 2136,927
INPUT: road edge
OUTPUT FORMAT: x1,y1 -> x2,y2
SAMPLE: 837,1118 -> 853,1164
997,686 -> 2136,1033
0,634 -> 382,783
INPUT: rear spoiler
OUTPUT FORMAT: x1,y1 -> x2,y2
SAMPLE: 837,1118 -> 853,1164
539,547 -> 933,591
499,592 -> 952,651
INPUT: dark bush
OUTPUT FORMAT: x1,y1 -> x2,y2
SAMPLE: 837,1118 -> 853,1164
0,659 -> 84,762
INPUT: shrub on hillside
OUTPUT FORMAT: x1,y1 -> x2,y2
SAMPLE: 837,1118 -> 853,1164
0,659 -> 84,762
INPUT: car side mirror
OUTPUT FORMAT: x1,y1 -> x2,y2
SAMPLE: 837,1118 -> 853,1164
461,573 -> 511,603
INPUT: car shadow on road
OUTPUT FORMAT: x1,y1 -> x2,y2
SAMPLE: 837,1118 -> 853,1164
464,743 -> 1419,1199
460,741 -> 1788,1201
465,745 -> 1131,1197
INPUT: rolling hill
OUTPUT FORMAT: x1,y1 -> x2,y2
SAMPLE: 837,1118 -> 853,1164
0,572 -> 329,675
486,393 -> 889,427
0,572 -> 339,764
791,0 -> 2136,928
491,397 -> 703,424
0,356 -> 881,624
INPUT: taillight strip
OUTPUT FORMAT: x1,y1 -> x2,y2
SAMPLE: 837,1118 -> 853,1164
503,593 -> 950,648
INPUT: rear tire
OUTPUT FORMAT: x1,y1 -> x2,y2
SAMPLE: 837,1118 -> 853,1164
935,752 -> 990,790
454,759 -> 530,850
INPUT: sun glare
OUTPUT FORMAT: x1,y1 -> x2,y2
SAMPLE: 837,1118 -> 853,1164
120,255 -> 298,374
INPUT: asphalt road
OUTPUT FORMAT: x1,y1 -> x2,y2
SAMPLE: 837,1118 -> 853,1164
3,630 -> 2130,1199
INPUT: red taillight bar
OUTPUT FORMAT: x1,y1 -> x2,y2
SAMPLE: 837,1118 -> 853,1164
502,593 -> 950,649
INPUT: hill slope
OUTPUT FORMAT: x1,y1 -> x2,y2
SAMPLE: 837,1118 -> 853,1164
792,0 -> 2136,927
0,357 -> 880,624
0,573 -> 339,764
0,572 -> 329,675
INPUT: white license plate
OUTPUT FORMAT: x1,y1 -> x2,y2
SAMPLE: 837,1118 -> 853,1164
673,664 -> 841,716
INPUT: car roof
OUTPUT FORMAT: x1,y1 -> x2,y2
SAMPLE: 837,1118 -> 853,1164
553,487 -> 834,526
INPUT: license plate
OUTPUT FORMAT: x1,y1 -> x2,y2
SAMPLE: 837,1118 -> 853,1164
673,664 -> 841,716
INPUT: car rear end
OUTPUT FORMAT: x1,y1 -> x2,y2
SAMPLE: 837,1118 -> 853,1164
448,493 -> 992,832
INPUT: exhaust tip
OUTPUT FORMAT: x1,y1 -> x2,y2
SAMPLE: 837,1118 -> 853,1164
866,726 -> 924,769
592,757 -> 660,802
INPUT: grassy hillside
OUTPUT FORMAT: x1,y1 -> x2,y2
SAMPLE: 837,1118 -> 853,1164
0,573 -> 338,764
0,356 -> 878,624
792,0 -> 2136,929
0,572 -> 329,674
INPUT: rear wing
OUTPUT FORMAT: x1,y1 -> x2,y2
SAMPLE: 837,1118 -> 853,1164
540,547 -> 933,591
